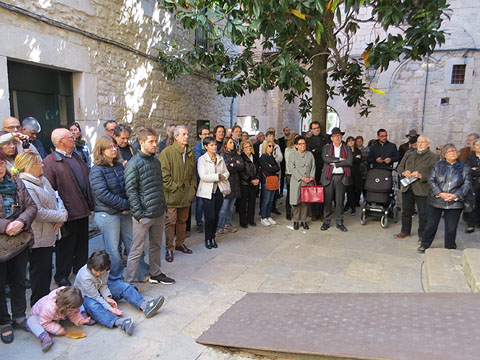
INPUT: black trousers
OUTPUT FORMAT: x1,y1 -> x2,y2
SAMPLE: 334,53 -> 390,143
401,190 -> 427,238
421,205 -> 462,249
285,175 -> 292,217
0,247 -> 28,325
323,175 -> 346,225
55,217 -> 89,283
29,246 -> 53,307
202,188 -> 223,241
239,185 -> 257,226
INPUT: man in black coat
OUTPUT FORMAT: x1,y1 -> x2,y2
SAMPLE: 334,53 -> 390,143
367,128 -> 401,169
306,121 -> 328,221
320,128 -> 353,232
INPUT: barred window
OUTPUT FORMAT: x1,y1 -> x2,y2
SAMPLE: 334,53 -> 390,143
451,64 -> 466,84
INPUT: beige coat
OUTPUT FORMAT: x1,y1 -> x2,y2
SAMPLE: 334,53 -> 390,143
20,173 -> 68,248
196,153 -> 230,199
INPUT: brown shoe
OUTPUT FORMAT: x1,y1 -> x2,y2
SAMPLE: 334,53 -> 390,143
175,245 -> 193,254
394,233 -> 410,238
418,237 -> 423,245
165,250 -> 174,262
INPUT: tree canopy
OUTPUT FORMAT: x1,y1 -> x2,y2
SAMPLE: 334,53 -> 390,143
158,0 -> 449,129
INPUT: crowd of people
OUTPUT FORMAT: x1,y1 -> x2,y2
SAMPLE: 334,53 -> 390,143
0,114 -> 478,350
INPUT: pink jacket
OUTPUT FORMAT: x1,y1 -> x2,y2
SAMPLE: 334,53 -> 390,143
30,287 -> 84,335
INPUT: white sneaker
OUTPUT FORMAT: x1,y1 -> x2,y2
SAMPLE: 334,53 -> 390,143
261,219 -> 271,226
267,217 -> 277,225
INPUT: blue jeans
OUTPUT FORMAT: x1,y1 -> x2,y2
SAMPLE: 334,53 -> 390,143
195,197 -> 203,226
83,280 -> 144,328
94,212 -> 149,282
261,187 -> 276,219
218,198 -> 236,229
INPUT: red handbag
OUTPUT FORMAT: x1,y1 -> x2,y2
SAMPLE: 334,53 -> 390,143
301,180 -> 324,203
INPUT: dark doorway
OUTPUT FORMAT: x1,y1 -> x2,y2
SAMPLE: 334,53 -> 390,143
8,60 -> 75,153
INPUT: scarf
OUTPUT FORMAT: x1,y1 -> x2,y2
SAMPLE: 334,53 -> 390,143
0,177 -> 17,218
326,143 -> 351,181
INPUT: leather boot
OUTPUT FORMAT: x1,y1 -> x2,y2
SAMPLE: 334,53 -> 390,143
293,222 -> 299,230
205,239 -> 212,249
211,238 -> 218,248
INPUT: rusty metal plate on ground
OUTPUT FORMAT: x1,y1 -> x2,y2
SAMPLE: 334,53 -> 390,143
197,293 -> 480,360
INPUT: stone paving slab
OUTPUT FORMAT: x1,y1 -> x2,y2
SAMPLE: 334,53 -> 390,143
424,248 -> 470,292
197,293 -> 480,360
462,248 -> 480,292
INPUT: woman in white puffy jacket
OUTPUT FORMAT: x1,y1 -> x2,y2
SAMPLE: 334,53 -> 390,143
196,137 -> 229,249
15,152 -> 68,307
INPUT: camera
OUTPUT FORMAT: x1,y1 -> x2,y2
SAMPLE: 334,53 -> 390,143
22,140 -> 30,149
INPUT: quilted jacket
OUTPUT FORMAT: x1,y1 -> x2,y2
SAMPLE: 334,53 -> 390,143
89,162 -> 129,215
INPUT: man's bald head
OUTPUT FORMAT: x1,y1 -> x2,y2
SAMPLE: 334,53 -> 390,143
2,117 -> 21,132
52,128 -> 75,153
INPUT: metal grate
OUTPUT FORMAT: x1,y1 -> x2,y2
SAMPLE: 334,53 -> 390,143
451,64 -> 466,84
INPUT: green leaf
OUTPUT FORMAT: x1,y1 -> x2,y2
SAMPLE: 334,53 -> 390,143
315,21 -> 324,45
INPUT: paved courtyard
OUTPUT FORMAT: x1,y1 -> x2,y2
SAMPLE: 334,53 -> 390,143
3,201 -> 479,359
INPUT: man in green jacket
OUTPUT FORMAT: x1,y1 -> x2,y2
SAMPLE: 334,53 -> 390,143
159,125 -> 197,262
395,135 -> 439,244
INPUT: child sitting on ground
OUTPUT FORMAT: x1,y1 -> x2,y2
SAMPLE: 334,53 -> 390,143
27,286 -> 92,352
74,250 -> 165,336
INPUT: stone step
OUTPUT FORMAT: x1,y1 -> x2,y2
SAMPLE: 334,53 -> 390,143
462,248 -> 480,293
424,248 -> 471,292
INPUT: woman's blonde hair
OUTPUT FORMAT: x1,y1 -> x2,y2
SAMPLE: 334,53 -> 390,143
14,151 -> 40,173
93,135 -> 119,166
240,140 -> 253,152
262,140 -> 275,155
287,132 -> 300,148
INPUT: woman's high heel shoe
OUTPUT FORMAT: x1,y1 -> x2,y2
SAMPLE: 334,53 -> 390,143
205,239 -> 212,249
211,238 -> 218,248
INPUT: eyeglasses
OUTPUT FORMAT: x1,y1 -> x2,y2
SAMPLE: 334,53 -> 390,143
3,125 -> 21,131
267,145 -> 273,148
311,126 -> 320,130
243,145 -> 252,149
107,145 -> 118,150
297,142 -> 306,145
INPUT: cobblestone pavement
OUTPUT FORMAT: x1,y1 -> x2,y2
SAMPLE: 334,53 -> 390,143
3,200 -> 478,359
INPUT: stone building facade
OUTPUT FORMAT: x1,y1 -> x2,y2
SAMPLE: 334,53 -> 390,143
0,0 -> 233,148
237,0 -> 479,148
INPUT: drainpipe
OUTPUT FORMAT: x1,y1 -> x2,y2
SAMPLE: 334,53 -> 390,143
421,56 -> 430,133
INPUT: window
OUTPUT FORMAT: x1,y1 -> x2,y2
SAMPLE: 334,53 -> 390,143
451,64 -> 466,84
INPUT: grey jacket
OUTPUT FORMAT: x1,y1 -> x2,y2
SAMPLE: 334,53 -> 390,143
320,143 -> 353,186
74,264 -> 112,310
288,151 -> 316,206
20,173 -> 68,248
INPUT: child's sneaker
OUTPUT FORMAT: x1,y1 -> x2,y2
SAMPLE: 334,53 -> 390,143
120,318 -> 134,336
144,296 -> 165,318
39,332 -> 53,353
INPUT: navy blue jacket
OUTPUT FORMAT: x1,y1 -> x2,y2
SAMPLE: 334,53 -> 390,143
367,140 -> 401,169
89,162 -> 130,215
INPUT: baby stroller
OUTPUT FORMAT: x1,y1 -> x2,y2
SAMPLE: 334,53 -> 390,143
360,168 -> 399,228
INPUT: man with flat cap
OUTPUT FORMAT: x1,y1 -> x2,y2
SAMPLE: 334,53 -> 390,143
399,129 -> 419,158
320,127 -> 353,232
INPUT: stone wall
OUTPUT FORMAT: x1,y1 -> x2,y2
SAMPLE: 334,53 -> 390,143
0,0 -> 233,147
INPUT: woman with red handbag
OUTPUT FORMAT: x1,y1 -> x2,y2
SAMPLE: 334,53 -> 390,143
288,137 -> 316,230
259,140 -> 280,226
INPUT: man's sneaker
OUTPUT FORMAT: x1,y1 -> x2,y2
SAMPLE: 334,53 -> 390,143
144,296 -> 165,318
225,224 -> 237,233
260,219 -> 271,226
149,273 -> 176,285
39,332 -> 53,353
267,217 -> 277,225
120,318 -> 134,336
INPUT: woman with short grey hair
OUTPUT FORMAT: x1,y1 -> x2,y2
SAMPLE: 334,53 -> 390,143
418,144 -> 471,253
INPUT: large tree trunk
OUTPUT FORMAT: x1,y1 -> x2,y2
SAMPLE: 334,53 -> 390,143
311,52 -> 328,133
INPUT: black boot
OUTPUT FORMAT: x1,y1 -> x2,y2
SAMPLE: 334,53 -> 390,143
211,238 -> 218,248
205,239 -> 212,249
293,222 -> 299,230
302,222 -> 309,230
286,207 -> 292,220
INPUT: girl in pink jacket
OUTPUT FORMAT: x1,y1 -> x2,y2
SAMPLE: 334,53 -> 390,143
27,286 -> 91,352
